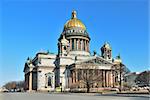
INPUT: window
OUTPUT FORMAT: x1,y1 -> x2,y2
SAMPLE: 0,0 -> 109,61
48,76 -> 52,86
64,46 -> 66,50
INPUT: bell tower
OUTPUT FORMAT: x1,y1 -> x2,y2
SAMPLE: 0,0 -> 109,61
101,42 -> 112,60
58,35 -> 69,56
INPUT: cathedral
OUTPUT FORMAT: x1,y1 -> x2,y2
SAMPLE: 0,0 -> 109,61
23,10 -> 123,92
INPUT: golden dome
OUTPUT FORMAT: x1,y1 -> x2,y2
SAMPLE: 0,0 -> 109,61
64,11 -> 86,30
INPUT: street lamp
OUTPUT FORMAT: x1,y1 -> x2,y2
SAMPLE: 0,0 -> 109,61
119,62 -> 126,92
60,76 -> 63,92
119,63 -> 122,92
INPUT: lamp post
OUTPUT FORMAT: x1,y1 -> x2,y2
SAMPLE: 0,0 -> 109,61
60,76 -> 63,92
119,62 -> 125,92
119,63 -> 122,92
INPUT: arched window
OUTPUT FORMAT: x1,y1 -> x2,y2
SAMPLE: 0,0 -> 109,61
64,46 -> 66,50
48,76 -> 52,86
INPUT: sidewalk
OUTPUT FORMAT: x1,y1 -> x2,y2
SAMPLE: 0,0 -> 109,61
51,92 -> 150,98
98,93 -> 150,98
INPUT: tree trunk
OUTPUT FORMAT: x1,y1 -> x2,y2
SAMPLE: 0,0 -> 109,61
87,87 -> 90,93
87,83 -> 90,93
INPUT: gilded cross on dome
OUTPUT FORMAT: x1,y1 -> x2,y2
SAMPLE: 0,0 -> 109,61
72,10 -> 77,19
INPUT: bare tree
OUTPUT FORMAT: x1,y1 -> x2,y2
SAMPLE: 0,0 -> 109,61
3,81 -> 16,91
112,63 -> 130,92
135,70 -> 150,87
3,81 -> 24,91
16,81 -> 25,90
77,65 -> 102,93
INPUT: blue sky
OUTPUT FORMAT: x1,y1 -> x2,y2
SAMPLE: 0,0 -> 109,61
0,0 -> 149,86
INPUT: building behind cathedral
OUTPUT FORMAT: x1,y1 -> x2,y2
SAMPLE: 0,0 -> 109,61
23,10 -> 124,92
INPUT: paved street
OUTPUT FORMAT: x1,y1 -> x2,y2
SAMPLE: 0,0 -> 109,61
0,93 -> 149,100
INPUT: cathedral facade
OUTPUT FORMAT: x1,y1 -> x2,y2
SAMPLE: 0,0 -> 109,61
23,11 -> 123,92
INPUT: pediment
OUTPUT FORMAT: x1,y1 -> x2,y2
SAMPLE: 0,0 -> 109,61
77,56 -> 113,66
